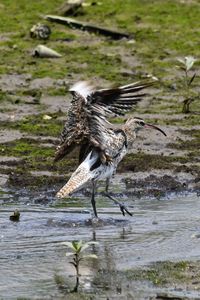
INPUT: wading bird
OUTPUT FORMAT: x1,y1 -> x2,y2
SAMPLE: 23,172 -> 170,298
55,81 -> 166,218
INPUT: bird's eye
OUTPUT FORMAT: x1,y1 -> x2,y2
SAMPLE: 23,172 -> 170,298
139,121 -> 144,126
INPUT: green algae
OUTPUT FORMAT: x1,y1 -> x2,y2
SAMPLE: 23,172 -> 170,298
0,113 -> 64,137
1,0 -> 200,81
126,261 -> 199,286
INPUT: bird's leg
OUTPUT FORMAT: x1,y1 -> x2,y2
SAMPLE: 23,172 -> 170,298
104,179 -> 132,217
104,193 -> 133,217
105,178 -> 110,193
91,180 -> 98,218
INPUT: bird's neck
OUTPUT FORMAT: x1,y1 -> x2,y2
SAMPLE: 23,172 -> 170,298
122,124 -> 137,149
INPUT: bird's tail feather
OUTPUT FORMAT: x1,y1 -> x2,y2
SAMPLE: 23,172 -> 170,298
56,151 -> 98,198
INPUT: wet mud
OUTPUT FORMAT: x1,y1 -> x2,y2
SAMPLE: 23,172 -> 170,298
1,192 -> 200,299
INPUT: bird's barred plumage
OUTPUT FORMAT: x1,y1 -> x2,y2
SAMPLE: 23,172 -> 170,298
56,130 -> 127,198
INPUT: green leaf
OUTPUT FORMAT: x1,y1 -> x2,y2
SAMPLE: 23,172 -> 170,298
79,243 -> 90,253
177,58 -> 185,65
72,240 -> 83,251
62,240 -> 98,255
61,242 -> 76,251
185,56 -> 196,71
76,240 -> 83,253
72,241 -> 78,250
79,241 -> 99,253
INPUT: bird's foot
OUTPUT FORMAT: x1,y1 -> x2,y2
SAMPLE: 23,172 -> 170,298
119,203 -> 133,217
103,192 -> 133,217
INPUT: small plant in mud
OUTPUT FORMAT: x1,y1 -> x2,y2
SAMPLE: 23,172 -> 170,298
62,240 -> 98,292
177,56 -> 198,113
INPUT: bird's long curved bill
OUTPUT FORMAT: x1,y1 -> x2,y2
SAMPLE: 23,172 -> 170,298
145,123 -> 167,136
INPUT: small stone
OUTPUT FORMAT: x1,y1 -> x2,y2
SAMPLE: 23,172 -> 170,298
191,233 -> 200,239
43,114 -> 52,120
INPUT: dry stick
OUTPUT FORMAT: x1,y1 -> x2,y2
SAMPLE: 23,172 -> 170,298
45,15 -> 130,40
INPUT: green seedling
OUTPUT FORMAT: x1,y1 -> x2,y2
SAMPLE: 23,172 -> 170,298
177,56 -> 198,113
62,240 -> 98,292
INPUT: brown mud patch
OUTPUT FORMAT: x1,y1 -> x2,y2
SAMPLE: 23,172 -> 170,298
41,95 -> 70,113
0,74 -> 31,92
0,129 -> 23,143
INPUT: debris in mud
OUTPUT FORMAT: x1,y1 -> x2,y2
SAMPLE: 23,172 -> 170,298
32,45 -> 62,58
45,15 -> 130,39
9,209 -> 20,221
30,23 -> 51,40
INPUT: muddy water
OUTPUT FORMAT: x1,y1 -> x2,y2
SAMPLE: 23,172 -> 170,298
1,188 -> 200,299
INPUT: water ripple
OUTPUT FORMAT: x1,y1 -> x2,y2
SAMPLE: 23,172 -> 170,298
1,192 -> 200,298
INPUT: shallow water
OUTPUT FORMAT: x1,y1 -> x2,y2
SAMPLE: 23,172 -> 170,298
1,188 -> 200,299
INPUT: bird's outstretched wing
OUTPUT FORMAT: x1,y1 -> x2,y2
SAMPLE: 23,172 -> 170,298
54,80 -> 154,163
88,81 -> 152,115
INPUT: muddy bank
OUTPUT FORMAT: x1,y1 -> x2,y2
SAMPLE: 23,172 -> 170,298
0,64 -> 200,197
0,129 -> 199,198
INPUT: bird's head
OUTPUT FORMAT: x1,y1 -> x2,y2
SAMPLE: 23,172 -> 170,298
125,117 -> 166,136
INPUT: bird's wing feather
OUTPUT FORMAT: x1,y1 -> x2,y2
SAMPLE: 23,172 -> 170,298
54,82 -> 94,162
88,81 -> 153,115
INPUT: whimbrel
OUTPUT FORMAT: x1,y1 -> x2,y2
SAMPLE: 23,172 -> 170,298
56,116 -> 166,217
